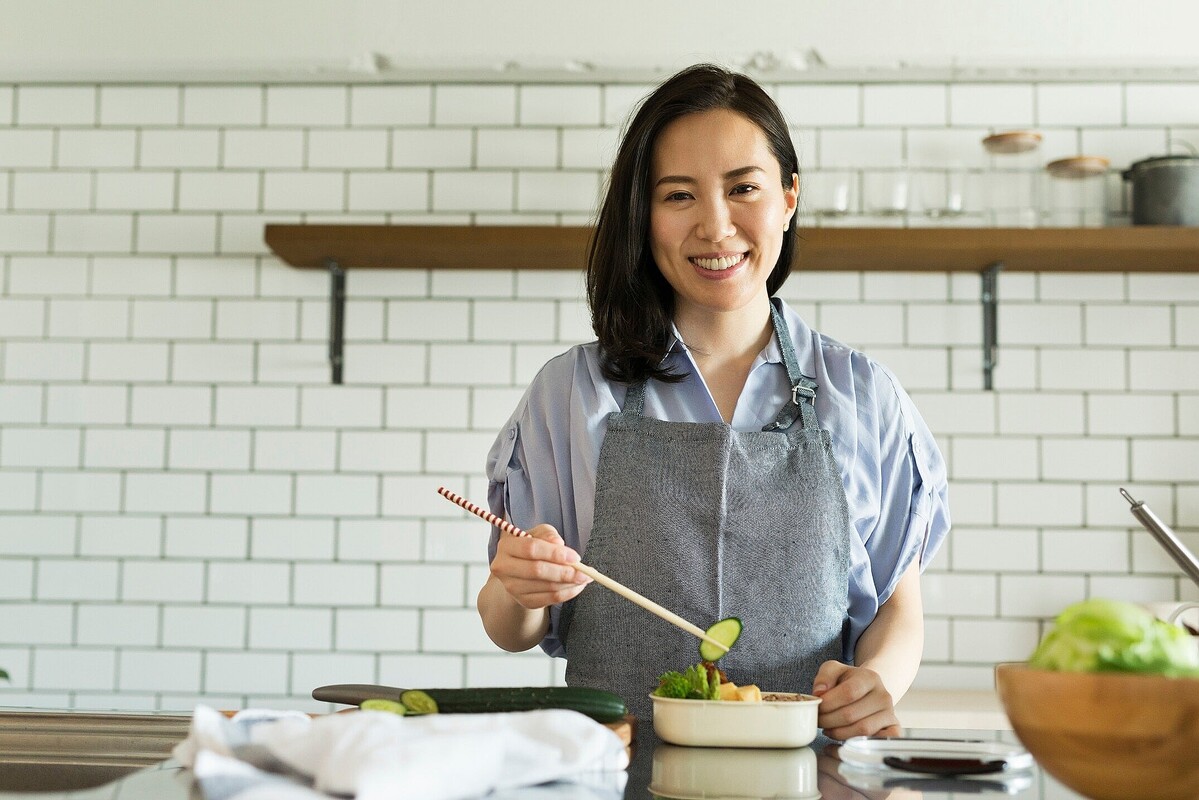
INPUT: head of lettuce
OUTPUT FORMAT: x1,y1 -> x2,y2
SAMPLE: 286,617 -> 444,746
1030,598 -> 1199,678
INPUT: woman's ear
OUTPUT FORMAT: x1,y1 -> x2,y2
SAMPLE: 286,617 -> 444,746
784,172 -> 800,229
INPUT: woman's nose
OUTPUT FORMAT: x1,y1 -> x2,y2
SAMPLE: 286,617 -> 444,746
695,200 -> 736,242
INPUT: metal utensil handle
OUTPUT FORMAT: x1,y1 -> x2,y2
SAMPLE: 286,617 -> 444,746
1121,488 -> 1199,588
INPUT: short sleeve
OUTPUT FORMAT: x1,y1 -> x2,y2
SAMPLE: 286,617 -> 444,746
483,346 -> 609,659
868,362 -> 949,599
485,418 -> 521,562
905,396 -> 951,573
864,362 -> 950,602
840,356 -> 951,659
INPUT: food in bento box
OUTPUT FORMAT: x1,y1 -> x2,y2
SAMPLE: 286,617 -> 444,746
652,661 -> 762,702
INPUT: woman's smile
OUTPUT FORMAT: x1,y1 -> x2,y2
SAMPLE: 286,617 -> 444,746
689,252 -> 747,272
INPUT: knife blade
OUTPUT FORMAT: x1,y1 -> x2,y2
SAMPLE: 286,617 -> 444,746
312,683 -> 406,705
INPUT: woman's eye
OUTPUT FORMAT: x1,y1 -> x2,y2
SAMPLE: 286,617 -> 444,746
663,191 -> 693,202
730,183 -> 759,196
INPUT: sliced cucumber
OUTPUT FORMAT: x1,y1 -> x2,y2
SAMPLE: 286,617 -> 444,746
699,617 -> 742,662
360,698 -> 407,715
402,686 -> 626,722
400,689 -> 440,715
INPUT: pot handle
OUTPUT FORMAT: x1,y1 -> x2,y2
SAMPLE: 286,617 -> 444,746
1169,137 -> 1198,156
1127,138 -> 1199,179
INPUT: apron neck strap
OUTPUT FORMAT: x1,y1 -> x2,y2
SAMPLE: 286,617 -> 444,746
769,298 -> 804,386
623,379 -> 647,416
764,298 -> 820,432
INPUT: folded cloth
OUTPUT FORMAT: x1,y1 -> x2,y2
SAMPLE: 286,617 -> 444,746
173,704 -> 629,800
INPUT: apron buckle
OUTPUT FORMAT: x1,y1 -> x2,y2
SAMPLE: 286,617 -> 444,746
791,383 -> 816,406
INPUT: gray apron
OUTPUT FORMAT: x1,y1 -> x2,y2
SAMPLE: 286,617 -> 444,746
561,298 -> 852,722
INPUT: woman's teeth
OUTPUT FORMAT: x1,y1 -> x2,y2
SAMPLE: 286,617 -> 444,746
690,254 -> 743,271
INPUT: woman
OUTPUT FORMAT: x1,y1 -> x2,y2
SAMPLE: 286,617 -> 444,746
476,64 -> 950,739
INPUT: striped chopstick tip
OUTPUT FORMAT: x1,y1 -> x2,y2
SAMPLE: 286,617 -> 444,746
436,486 -> 527,537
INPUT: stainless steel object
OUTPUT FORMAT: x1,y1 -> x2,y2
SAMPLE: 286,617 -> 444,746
0,710 -> 189,794
1121,488 -> 1199,588
313,682 -> 409,706
1121,152 -> 1199,226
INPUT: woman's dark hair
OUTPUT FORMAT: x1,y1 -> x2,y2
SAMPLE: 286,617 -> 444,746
586,63 -> 800,385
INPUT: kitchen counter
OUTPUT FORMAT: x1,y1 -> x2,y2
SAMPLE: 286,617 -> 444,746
0,708 -> 1082,800
896,688 -> 1010,730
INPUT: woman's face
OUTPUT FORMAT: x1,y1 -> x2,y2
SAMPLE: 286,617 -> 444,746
648,108 -> 798,319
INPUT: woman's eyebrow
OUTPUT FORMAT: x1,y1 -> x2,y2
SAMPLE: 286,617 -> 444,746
654,165 -> 765,187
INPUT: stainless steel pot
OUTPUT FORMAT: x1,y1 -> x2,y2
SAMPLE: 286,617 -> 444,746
1122,154 -> 1199,225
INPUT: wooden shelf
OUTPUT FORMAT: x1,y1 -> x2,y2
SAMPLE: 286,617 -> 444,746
265,224 -> 1199,273
265,223 -> 1199,386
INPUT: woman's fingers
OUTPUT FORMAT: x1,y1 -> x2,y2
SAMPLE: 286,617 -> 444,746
821,708 -> 902,742
813,661 -> 901,740
498,528 -> 588,580
812,660 -> 853,696
501,579 -> 589,608
490,523 -> 591,608
523,522 -> 567,547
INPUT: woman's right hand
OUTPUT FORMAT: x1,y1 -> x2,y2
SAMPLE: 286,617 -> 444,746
489,524 -> 591,609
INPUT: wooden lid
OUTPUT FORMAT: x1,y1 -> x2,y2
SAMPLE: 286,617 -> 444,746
1046,155 -> 1111,178
982,131 -> 1043,154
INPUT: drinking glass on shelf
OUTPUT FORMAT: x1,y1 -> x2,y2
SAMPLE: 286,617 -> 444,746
805,170 -> 856,220
864,171 -> 910,217
912,169 -> 970,219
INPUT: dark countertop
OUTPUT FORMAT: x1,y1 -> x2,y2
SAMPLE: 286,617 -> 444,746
0,710 -> 1082,800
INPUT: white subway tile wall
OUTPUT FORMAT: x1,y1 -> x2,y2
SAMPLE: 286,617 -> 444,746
0,75 -> 1196,712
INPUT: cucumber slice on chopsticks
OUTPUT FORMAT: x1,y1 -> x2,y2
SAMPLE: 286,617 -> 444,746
699,617 -> 742,661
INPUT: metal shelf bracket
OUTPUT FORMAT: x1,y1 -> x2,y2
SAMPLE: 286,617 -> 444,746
981,261 -> 1003,391
328,259 -> 346,384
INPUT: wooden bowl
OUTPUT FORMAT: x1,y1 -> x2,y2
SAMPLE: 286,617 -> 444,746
995,663 -> 1199,800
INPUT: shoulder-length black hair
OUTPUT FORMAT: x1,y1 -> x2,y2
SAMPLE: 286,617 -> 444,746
586,63 -> 800,385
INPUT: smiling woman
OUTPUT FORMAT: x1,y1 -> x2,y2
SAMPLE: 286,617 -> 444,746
474,63 -> 950,737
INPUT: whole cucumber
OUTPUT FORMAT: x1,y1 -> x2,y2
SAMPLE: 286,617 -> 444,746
316,683 -> 628,723
419,686 -> 627,723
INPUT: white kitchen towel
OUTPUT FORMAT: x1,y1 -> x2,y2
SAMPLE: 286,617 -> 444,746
174,704 -> 629,800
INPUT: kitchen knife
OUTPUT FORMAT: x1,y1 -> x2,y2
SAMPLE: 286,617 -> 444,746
313,683 -> 405,706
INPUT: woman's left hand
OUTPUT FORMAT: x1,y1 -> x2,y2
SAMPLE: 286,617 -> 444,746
811,660 -> 902,741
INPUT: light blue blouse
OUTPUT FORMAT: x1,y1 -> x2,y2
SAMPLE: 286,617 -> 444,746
486,299 -> 950,661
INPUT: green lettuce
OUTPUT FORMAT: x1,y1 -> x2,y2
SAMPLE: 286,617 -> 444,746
1029,598 -> 1199,678
653,663 -> 720,700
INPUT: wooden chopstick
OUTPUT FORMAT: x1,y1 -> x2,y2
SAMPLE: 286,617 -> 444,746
437,486 -> 730,654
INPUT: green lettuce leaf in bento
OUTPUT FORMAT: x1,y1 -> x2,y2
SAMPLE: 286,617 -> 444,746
1029,598 -> 1199,678
653,663 -> 720,700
